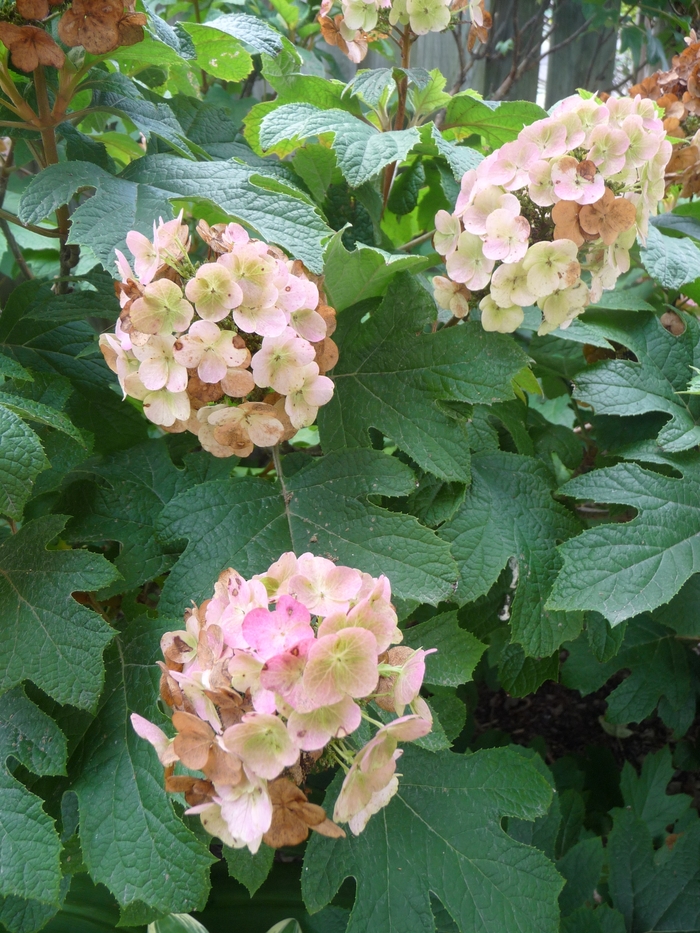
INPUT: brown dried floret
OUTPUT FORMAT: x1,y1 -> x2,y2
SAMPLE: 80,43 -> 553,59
0,22 -> 65,70
262,778 -> 345,848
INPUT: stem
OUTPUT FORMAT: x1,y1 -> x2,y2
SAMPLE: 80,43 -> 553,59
397,229 -> 435,251
191,0 -> 209,93
0,142 -> 32,280
0,208 -> 60,237
0,219 -> 33,280
0,56 -> 38,124
272,443 -> 289,500
381,27 -> 413,213
34,65 -> 73,290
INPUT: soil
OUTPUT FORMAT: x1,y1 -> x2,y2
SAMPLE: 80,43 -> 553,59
471,674 -> 700,807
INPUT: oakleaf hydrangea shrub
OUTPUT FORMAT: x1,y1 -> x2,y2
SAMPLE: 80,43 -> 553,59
433,93 -> 672,335
133,553 -> 434,851
100,218 -> 338,458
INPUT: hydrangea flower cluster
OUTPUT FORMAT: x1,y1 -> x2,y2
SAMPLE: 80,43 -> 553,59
627,32 -> 700,198
318,0 -> 487,63
100,217 -> 337,458
433,93 -> 672,336
132,553 -> 434,851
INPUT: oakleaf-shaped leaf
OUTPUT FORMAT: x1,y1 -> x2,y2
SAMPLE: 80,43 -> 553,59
620,747 -> 691,837
61,440 -> 205,597
608,807 -> 700,932
0,515 -> 119,709
0,406 -> 47,521
403,610 -> 485,686
155,449 -> 457,617
0,283 -> 149,454
562,617 -> 692,727
19,157 -> 332,273
439,451 -> 582,655
549,455 -> 700,623
72,614 -> 214,916
318,275 -> 528,483
0,687 -> 66,906
259,103 -> 421,186
572,310 -> 700,452
302,745 -> 562,933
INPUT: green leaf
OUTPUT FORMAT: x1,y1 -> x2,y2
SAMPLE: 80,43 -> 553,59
302,745 -> 562,933
0,407 -> 47,520
224,844 -> 274,897
181,14 -> 282,83
20,157 -> 332,273
345,69 -> 395,108
562,618 -> 692,725
409,70 -> 452,120
90,74 -> 195,158
549,456 -> 700,624
619,747 -> 691,837
322,233 -> 430,311
572,310 -> 700,452
498,644 -> 560,696
244,73 -> 360,157
557,838 -> 604,917
259,104 -> 421,186
0,515 -> 119,708
73,613 -> 214,917
0,687 -> 66,905
444,95 -> 547,147
652,211 -> 700,240
639,224 -> 700,289
608,807 -> 700,932
440,451 -> 582,656
192,13 -> 284,55
318,275 -> 528,482
0,352 -> 33,381
0,283 -> 149,454
0,392 -> 87,447
156,448 -> 457,617
403,610 -> 486,686
148,914 -> 210,933
389,467 -> 466,527
0,891 -> 66,933
60,440 -> 201,598
423,123 -> 483,179
292,144 -> 336,203
181,22 -> 253,82
388,159 -> 425,215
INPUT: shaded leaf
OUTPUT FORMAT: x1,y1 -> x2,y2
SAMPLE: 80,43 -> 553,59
73,614 -> 214,916
403,610 -> 486,686
0,406 -> 47,520
549,455 -> 700,624
440,451 -> 582,656
0,687 -> 66,905
0,515 -> 118,708
303,745 -> 562,933
318,275 -> 528,482
156,448 -> 457,617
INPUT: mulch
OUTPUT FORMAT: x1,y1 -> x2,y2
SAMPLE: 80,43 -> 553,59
470,674 -> 700,807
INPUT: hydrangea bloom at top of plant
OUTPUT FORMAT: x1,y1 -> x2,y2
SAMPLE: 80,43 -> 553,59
99,218 -> 338,458
432,93 -> 672,336
317,0 -> 488,63
132,553 -> 434,852
626,31 -> 700,198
